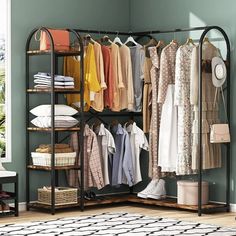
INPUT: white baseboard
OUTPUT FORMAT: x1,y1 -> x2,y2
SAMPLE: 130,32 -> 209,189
11,201 -> 236,213
230,204 -> 236,212
9,202 -> 26,212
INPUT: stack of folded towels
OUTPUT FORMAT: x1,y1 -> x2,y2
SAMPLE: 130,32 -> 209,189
30,104 -> 79,128
31,143 -> 76,166
34,72 -> 75,89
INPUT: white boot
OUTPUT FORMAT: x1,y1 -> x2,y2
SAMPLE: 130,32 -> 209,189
137,179 -> 159,199
147,179 -> 166,200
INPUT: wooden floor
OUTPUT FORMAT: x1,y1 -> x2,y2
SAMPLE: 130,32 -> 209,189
1,204 -> 236,228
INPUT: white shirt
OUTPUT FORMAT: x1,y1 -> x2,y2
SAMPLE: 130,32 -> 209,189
94,123 -> 116,186
124,122 -> 149,184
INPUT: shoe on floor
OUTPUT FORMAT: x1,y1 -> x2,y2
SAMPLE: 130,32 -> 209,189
147,179 -> 166,200
137,179 -> 159,199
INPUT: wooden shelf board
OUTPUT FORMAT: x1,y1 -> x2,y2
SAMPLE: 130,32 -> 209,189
0,192 -> 16,201
27,165 -> 80,171
0,210 -> 16,217
27,49 -> 81,56
27,195 -> 227,213
27,127 -> 80,132
27,89 -> 80,94
127,195 -> 226,211
28,202 -> 80,210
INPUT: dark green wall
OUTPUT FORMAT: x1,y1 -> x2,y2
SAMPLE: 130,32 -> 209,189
131,0 -> 236,204
7,0 -> 236,204
6,0 -> 130,202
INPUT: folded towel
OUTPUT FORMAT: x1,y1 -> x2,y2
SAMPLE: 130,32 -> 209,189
34,72 -> 74,82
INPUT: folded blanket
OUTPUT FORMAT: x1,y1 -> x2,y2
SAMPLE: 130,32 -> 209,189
36,147 -> 73,153
39,144 -> 70,149
34,78 -> 74,86
34,72 -> 74,82
34,84 -> 75,89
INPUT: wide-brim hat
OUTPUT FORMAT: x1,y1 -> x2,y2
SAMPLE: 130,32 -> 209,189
212,56 -> 227,87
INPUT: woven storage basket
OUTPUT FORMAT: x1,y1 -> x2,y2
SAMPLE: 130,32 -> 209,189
38,187 -> 78,205
31,152 -> 76,166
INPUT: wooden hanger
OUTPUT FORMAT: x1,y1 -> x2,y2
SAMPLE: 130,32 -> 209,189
111,119 -> 119,127
145,38 -> 158,47
171,39 -> 178,44
185,37 -> 195,46
126,119 -> 134,127
84,34 -> 96,44
156,40 -> 165,48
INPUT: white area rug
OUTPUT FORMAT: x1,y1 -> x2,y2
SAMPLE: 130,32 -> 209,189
0,212 -> 236,235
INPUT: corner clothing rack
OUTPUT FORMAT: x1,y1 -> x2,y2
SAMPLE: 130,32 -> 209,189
25,25 -> 230,216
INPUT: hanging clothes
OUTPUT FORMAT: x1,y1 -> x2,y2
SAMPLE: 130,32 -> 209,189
93,123 -> 116,186
158,42 -> 178,173
142,55 -> 152,133
109,43 -> 125,111
110,123 -> 134,187
64,43 -> 101,111
148,47 -> 162,179
119,44 -> 134,110
175,44 -> 196,175
124,122 -> 149,185
101,45 -> 113,109
67,125 -> 105,190
190,42 -> 222,170
91,42 -> 107,112
129,44 -> 145,112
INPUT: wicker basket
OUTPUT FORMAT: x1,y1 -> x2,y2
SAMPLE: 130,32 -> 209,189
31,152 -> 76,166
38,187 -> 78,206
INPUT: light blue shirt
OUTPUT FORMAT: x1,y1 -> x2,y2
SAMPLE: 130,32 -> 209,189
110,124 -> 134,187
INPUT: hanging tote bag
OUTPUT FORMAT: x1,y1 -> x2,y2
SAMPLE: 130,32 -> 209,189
210,86 -> 230,143
35,29 -> 70,51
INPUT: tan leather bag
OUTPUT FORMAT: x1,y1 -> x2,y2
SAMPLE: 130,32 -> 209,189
210,87 -> 230,143
35,29 -> 70,51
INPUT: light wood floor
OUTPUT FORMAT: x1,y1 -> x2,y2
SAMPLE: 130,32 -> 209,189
1,204 -> 236,228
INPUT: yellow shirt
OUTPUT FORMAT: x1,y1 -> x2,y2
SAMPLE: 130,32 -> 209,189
64,43 -> 101,111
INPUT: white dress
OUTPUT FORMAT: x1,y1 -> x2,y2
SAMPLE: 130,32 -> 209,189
158,84 -> 178,172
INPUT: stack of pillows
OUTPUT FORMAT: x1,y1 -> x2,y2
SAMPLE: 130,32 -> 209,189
30,104 -> 78,128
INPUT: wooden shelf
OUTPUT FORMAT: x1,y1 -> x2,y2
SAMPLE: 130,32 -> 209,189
0,192 -> 16,201
27,127 -> 80,132
27,165 -> 80,171
28,202 -> 80,210
27,89 -> 80,94
27,49 -> 81,56
27,195 -> 227,213
0,210 -> 16,217
127,195 -> 226,211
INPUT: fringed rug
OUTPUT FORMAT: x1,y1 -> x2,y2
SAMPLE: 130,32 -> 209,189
0,212 -> 236,235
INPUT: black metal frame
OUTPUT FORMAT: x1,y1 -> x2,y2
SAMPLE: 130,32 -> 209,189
0,174 -> 19,217
26,25 -> 230,216
26,27 -> 84,215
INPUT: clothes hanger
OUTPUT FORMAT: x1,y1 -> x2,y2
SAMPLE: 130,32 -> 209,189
113,31 -> 123,46
101,35 -> 113,45
84,34 -> 96,44
126,119 -> 134,127
124,33 -> 138,46
156,40 -> 165,48
184,37 -> 195,46
145,38 -> 158,47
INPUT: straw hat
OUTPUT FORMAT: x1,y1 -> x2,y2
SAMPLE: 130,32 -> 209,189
211,57 -> 227,87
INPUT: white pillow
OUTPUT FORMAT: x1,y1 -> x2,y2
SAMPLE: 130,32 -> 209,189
30,105 -> 78,117
31,116 -> 79,128
0,158 -> 6,171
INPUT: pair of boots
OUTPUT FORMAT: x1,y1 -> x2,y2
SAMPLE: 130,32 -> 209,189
137,179 -> 166,200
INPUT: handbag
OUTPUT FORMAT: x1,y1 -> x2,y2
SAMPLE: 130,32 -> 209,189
210,86 -> 230,143
35,29 -> 70,51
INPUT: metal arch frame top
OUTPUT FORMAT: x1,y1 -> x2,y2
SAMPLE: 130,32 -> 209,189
75,25 -> 231,216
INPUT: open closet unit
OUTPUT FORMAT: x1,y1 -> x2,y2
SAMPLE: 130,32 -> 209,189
25,26 -> 230,216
